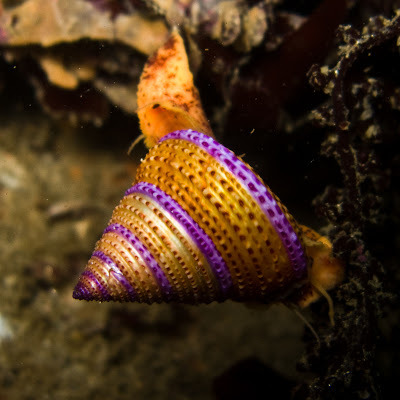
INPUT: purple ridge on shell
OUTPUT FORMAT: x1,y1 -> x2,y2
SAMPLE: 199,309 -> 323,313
104,223 -> 173,299
85,268 -> 112,301
73,263 -> 113,301
92,250 -> 136,301
84,250 -> 135,301
73,278 -> 95,300
125,182 -> 232,295
159,130 -> 308,278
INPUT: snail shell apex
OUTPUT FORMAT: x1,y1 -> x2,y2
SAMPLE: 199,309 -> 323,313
73,130 -> 314,304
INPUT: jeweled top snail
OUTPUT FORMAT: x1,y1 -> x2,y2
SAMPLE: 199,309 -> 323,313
73,31 -> 344,314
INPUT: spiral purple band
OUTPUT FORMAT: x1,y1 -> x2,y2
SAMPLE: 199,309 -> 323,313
81,268 -> 112,301
159,130 -> 307,278
92,250 -> 136,301
125,182 -> 232,295
73,268 -> 111,301
104,223 -> 173,299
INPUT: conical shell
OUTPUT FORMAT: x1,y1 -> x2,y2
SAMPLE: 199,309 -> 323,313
73,130 -> 308,303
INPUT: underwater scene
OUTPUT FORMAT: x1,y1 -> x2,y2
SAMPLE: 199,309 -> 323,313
0,1 -> 398,399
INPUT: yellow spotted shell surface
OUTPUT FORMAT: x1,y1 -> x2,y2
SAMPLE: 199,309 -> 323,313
73,130 -> 309,304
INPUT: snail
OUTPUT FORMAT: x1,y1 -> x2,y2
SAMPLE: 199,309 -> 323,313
73,130 -> 343,310
73,31 -> 344,319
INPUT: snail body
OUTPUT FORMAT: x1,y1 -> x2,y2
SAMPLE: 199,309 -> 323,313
73,130 -> 342,306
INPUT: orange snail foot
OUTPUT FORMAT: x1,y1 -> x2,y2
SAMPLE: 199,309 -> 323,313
138,102 -> 213,148
136,30 -> 213,148
291,226 -> 344,324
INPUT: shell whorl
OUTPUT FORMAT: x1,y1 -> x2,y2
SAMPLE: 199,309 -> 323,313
73,130 -> 308,303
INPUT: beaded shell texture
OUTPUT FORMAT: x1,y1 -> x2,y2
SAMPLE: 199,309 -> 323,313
73,129 -> 312,304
